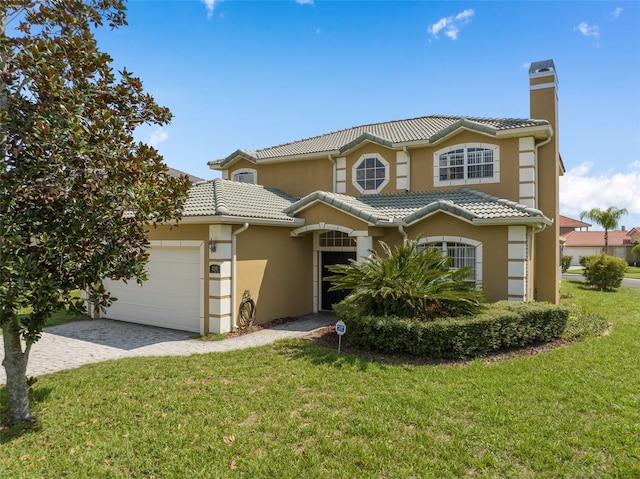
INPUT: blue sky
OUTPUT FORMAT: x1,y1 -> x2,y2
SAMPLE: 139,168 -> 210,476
94,0 -> 640,229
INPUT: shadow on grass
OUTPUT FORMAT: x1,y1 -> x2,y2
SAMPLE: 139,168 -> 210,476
0,385 -> 51,443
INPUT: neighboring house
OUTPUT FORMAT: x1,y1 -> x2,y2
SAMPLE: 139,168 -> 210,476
562,227 -> 640,266
559,214 -> 591,236
100,59 -> 563,334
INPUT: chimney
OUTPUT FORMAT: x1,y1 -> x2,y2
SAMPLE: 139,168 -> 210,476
622,225 -> 626,231
529,59 -> 559,155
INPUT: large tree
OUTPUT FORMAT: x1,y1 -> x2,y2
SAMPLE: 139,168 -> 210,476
580,206 -> 629,253
1,0 -> 190,424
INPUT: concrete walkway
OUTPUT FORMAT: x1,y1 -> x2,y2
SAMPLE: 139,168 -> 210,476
0,313 -> 336,384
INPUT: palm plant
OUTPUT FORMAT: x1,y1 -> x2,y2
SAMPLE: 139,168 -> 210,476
325,238 -> 485,320
580,206 -> 629,253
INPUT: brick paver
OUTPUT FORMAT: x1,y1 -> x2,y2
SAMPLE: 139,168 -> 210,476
0,313 -> 335,384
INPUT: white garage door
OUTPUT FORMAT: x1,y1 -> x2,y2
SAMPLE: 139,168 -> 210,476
564,247 -> 602,266
103,246 -> 201,332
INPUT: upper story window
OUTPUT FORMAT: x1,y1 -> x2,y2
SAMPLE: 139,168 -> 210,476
232,168 -> 257,184
352,153 -> 389,194
434,143 -> 499,187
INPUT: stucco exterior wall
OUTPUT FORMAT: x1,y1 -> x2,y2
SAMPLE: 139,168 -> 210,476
235,226 -> 313,324
229,157 -> 334,198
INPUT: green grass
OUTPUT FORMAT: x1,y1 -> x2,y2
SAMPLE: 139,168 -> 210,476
8,291 -> 88,333
1,281 -> 639,478
567,265 -> 640,279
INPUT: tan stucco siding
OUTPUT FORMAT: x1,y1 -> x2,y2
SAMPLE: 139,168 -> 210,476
235,226 -> 313,324
409,133 -> 521,201
343,144 -> 399,196
229,158 -> 333,198
146,224 -> 208,242
295,203 -> 372,232
367,215 -> 510,301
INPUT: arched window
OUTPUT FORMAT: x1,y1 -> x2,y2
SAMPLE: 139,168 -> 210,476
232,168 -> 257,184
420,237 -> 482,285
434,143 -> 499,187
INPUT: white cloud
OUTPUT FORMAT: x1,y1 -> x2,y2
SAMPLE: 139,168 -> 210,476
202,0 -> 218,19
149,127 -> 169,146
428,9 -> 474,41
560,162 -> 640,227
575,22 -> 600,39
611,7 -> 623,19
295,0 -> 314,4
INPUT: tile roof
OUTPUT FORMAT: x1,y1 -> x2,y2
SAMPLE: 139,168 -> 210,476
562,230 -> 638,247
211,115 -> 550,166
182,179 -> 297,221
559,215 -> 591,229
285,188 -> 550,225
183,181 -> 550,226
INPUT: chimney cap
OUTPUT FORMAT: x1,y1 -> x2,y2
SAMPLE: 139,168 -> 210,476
529,59 -> 556,75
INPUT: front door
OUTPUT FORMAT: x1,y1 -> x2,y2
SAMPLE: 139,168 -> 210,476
321,251 -> 356,310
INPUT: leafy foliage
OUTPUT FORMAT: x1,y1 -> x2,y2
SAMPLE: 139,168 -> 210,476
579,254 -> 628,291
0,0 -> 190,423
561,255 -> 572,273
579,206 -> 628,252
325,238 -> 485,321
334,299 -> 569,359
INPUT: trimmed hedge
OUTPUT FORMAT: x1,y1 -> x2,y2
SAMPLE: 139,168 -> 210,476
562,255 -> 573,273
334,300 -> 569,359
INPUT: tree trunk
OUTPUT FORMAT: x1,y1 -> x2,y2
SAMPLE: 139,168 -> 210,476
2,316 -> 33,425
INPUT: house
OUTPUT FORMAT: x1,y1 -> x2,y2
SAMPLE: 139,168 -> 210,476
99,59 -> 563,334
562,226 -> 640,266
559,214 -> 591,236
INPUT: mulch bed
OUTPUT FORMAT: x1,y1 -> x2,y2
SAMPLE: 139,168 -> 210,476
226,316 -> 299,338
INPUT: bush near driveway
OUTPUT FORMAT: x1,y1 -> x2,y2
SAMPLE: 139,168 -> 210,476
335,299 -> 569,359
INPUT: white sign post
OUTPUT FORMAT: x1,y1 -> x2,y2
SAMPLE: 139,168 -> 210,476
335,320 -> 346,354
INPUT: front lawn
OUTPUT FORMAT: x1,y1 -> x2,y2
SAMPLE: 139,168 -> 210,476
1,281 -> 639,478
567,265 -> 640,279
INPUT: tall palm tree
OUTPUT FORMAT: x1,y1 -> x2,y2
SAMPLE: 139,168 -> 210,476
580,206 -> 629,253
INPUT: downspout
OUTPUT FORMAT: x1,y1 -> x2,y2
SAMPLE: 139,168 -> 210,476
398,224 -> 408,240
327,154 -> 336,192
232,223 -> 250,329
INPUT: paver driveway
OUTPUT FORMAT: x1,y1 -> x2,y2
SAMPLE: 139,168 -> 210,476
0,313 -> 335,384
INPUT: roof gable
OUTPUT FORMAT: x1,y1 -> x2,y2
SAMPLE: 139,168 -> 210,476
285,188 -> 550,226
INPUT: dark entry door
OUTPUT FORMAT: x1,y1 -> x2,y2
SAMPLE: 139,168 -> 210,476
321,251 -> 356,310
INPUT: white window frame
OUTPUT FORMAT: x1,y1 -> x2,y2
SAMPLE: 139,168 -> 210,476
232,168 -> 257,184
418,236 -> 483,287
352,153 -> 389,194
433,143 -> 500,187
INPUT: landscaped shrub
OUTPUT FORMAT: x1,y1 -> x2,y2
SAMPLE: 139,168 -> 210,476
562,255 -> 573,273
580,254 -> 627,291
325,237 -> 485,320
334,299 -> 569,359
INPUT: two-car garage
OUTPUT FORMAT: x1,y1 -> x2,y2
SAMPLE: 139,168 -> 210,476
102,243 -> 203,333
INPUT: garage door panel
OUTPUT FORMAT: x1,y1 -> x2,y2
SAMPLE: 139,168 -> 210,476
103,246 -> 201,333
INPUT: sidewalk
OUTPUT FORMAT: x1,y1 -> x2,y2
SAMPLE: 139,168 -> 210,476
0,313 -> 336,384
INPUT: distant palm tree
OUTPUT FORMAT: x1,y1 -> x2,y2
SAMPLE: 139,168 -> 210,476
580,206 -> 629,253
